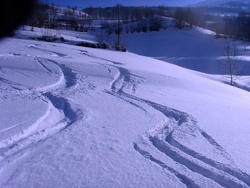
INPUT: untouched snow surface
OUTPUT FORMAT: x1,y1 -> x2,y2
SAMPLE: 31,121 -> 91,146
0,28 -> 250,188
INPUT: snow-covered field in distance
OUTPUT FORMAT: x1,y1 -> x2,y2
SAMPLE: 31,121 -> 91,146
0,25 -> 250,187
94,19 -> 250,76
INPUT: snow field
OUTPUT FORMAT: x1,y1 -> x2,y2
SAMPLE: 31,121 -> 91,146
0,26 -> 250,187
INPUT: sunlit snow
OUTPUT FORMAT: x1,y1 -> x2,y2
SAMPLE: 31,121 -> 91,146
0,25 -> 250,187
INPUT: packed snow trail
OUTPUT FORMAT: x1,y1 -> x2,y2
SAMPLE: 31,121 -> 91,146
107,64 -> 250,187
0,52 -> 84,185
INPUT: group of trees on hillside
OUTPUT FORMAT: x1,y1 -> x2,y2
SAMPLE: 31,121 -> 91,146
83,6 -> 168,20
25,3 -> 169,42
101,16 -> 166,35
86,5 -> 168,34
222,12 -> 250,40
171,7 -> 250,41
85,5 -> 250,41
26,3 -> 250,42
27,3 -> 169,34
28,3 -> 92,32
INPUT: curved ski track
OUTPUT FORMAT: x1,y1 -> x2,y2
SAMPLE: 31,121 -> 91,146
107,65 -> 250,188
0,56 -> 84,176
1,47 -> 250,187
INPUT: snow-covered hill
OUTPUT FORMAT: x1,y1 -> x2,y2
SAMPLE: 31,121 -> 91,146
193,0 -> 250,9
0,27 -> 250,187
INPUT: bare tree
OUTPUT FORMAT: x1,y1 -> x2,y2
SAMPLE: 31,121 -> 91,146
116,4 -> 122,50
174,7 -> 185,29
223,42 -> 241,86
48,3 -> 58,29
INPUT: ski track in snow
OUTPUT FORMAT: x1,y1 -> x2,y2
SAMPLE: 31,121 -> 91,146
107,64 -> 250,188
1,45 -> 250,187
40,58 -> 78,89
27,45 -> 70,58
0,54 -> 84,175
78,51 -> 148,113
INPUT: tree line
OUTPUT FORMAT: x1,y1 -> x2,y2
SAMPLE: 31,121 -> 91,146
83,6 -> 168,20
84,5 -> 168,34
27,3 -> 169,33
170,7 -> 250,41
25,3 -> 250,42
27,3 -> 92,32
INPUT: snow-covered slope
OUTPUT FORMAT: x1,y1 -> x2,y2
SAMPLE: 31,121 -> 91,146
0,29 -> 250,187
112,25 -> 250,76
193,0 -> 250,9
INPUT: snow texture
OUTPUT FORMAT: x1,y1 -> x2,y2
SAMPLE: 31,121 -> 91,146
0,26 -> 250,188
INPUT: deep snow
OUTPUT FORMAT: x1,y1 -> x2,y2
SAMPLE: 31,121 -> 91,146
0,26 -> 250,187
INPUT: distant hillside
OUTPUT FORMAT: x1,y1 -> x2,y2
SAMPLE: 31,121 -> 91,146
192,0 -> 250,10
